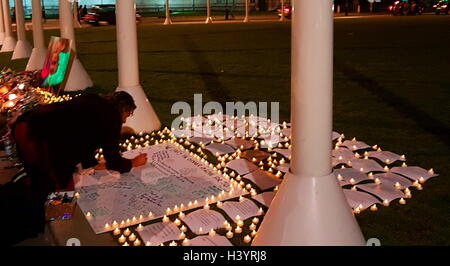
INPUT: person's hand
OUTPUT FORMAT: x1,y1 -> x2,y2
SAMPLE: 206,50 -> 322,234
94,163 -> 107,170
132,153 -> 147,168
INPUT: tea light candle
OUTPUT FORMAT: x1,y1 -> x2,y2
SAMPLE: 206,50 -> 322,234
174,218 -> 181,226
182,238 -> 190,246
249,223 -> 257,231
136,224 -> 144,231
120,220 -> 126,227
145,241 -> 152,246
179,232 -> 186,240
74,192 -> 80,198
257,208 -> 264,215
209,229 -> 216,237
178,212 -> 185,219
383,200 -> 390,206
126,219 -> 131,225
85,212 -> 92,219
118,235 -> 126,243
133,239 -> 141,246
128,233 -> 136,242
235,226 -> 242,234
180,225 -> 187,232
217,201 -> 223,208
104,223 -> 110,230
226,230 -> 234,239
399,198 -> 406,205
162,215 -> 170,223
243,235 -> 252,243
251,230 -> 257,237
237,220 -> 244,227
113,228 -> 121,236
252,217 -> 259,224
112,221 -> 118,228
122,242 -> 129,246
148,212 -> 153,218
123,228 -> 131,236
204,203 -> 210,210
370,204 -> 378,211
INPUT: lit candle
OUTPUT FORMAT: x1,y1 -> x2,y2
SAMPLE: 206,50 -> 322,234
209,229 -> 216,237
85,212 -> 92,219
133,239 -> 141,246
123,228 -> 131,236
169,241 -> 177,246
148,212 -> 153,218
162,215 -> 170,223
395,182 -> 401,189
199,227 -> 203,234
353,207 -> 361,214
118,235 -> 126,243
384,166 -> 389,171
113,228 -> 121,236
237,220 -> 244,227
145,241 -> 152,246
182,238 -> 190,246
104,223 -> 110,230
120,220 -> 125,227
226,231 -> 234,239
419,177 -> 425,184
181,225 -> 187,232
383,200 -> 390,206
136,224 -> 144,232
243,235 -> 252,243
235,226 -> 242,234
217,201 -> 223,208
370,204 -> 378,211
258,208 -> 264,215
174,219 -> 181,226
204,203 -> 210,210
122,242 -> 129,246
179,232 -> 186,240
74,192 -> 80,198
128,233 -> 136,242
178,212 -> 185,219
252,217 -> 259,224
399,198 -> 406,205
251,230 -> 257,238
112,221 -> 118,228
249,223 -> 257,231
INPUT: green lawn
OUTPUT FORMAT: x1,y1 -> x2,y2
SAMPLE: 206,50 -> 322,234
1,15 -> 449,245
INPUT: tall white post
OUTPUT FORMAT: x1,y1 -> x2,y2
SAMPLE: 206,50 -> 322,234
26,0 -> 48,70
252,0 -> 366,246
12,0 -> 33,59
164,0 -> 172,24
116,0 -> 161,133
279,0 -> 285,21
205,0 -> 212,23
59,0 -> 92,91
0,0 -> 17,52
243,0 -> 249,22
73,0 -> 81,28
0,0 -> 5,45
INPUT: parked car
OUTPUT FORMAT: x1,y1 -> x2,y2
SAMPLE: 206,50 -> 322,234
274,6 -> 292,19
388,1 -> 425,15
433,0 -> 449,14
81,4 -> 141,26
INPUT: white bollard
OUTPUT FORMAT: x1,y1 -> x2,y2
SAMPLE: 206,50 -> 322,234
0,0 -> 5,45
26,0 -> 48,70
12,0 -> 32,60
205,0 -> 212,23
252,0 -> 366,246
59,0 -> 92,91
279,0 -> 285,22
116,0 -> 161,133
0,0 -> 17,52
243,0 -> 249,22
164,0 -> 172,25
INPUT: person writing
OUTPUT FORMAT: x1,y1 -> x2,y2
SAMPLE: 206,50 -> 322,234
1,91 -> 147,245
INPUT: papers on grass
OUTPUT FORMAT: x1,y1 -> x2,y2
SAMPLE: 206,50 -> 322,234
343,189 -> 380,210
188,235 -> 233,246
243,169 -> 281,190
218,199 -> 261,221
205,143 -> 235,156
251,191 -> 276,207
226,159 -> 258,175
366,150 -> 405,165
333,168 -> 371,186
357,183 -> 405,202
76,143 -> 245,234
137,222 -> 181,246
349,159 -> 384,173
390,166 -> 437,182
181,209 -> 227,235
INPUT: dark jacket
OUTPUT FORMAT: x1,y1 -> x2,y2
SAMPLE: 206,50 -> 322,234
14,94 -> 132,188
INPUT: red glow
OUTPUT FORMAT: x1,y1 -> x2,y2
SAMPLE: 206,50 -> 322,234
442,4 -> 448,8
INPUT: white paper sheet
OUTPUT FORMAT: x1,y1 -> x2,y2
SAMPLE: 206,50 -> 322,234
137,222 -> 181,246
349,159 -> 384,173
333,168 -> 371,186
366,150 -> 404,165
218,199 -> 261,221
339,140 -> 370,151
390,166 -> 437,182
332,147 -> 355,161
240,150 -> 271,162
188,137 -> 214,145
332,131 -> 341,141
251,191 -> 276,207
372,172 -> 413,189
357,183 -> 405,202
181,209 -> 227,235
76,143 -> 245,234
273,148 -> 291,159
226,159 -> 259,175
243,169 -> 281,190
205,143 -> 236,156
343,189 -> 380,210
225,138 -> 255,150
172,129 -> 194,138
188,235 -> 233,246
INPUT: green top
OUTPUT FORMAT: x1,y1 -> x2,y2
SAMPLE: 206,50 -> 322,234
44,52 -> 70,86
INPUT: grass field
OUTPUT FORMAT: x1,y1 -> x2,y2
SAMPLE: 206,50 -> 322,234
1,15 -> 449,245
